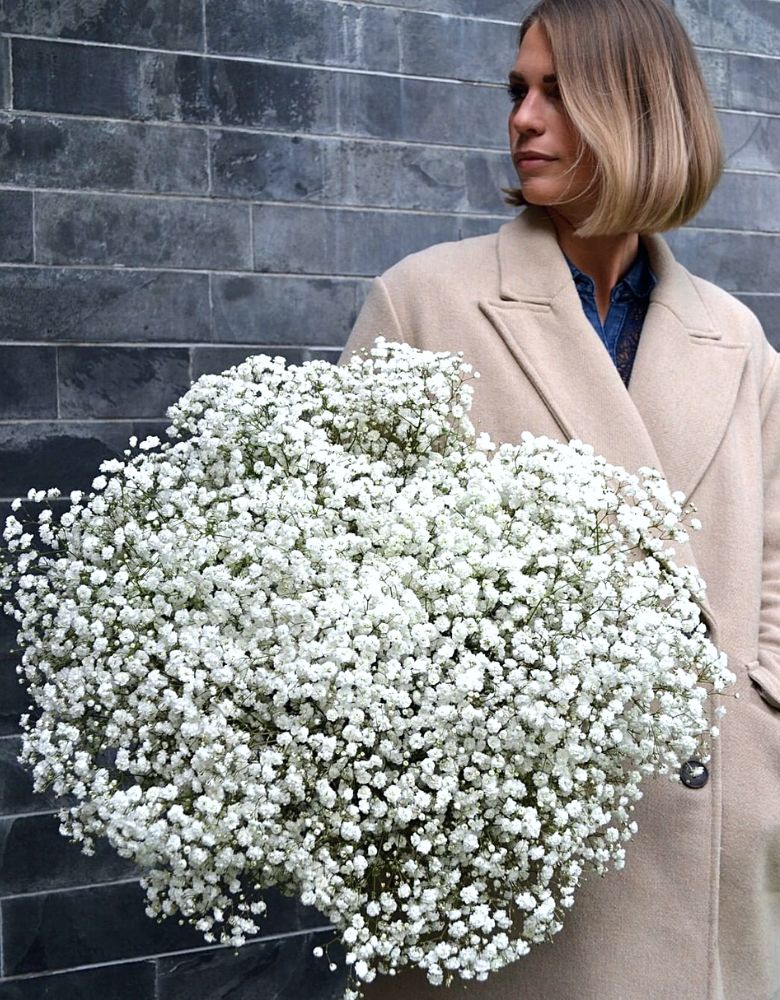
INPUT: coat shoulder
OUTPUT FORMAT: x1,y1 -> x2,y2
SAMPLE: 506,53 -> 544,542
687,273 -> 765,343
687,272 -> 777,384
379,230 -> 500,295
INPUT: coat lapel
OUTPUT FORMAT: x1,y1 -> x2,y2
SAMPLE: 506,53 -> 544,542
627,239 -> 750,502
479,205 -> 749,501
478,206 -> 750,639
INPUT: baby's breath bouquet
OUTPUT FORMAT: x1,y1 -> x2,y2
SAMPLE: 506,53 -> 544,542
1,338 -> 732,999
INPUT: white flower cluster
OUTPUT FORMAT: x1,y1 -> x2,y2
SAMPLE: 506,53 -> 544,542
1,338 -> 733,999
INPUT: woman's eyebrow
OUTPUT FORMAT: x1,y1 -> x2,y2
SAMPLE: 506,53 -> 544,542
508,71 -> 558,83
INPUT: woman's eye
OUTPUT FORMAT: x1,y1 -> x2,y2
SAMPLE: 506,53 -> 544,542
506,84 -> 562,104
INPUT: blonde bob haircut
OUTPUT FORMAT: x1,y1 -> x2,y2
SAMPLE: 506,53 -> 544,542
504,0 -> 724,236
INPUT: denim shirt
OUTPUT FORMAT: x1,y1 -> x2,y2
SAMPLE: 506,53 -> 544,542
564,241 -> 657,387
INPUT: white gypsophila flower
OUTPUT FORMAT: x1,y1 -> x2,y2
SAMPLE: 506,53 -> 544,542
0,337 -> 733,1000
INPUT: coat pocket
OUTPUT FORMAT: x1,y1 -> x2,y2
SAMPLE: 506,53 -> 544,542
746,659 -> 780,710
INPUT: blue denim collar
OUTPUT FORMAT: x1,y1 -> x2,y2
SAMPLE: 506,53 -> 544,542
564,239 -> 657,300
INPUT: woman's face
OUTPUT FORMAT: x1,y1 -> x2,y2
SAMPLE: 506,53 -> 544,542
508,21 -> 596,225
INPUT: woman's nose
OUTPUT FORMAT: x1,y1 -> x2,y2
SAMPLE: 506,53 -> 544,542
510,92 -> 546,136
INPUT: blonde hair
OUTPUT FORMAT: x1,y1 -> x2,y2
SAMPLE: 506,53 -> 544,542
505,0 -> 724,236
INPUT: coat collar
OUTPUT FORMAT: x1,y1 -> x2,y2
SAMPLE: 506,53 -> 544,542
479,206 -> 750,637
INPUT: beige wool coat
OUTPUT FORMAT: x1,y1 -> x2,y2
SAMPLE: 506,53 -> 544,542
338,205 -> 780,1000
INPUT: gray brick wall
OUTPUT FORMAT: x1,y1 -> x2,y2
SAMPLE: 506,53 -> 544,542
0,1 -> 777,997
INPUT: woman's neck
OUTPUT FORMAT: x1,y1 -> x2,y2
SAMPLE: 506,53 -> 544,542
543,206 -> 640,324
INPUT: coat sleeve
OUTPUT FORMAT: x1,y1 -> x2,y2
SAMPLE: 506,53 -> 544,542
751,346 -> 780,708
337,277 -> 408,368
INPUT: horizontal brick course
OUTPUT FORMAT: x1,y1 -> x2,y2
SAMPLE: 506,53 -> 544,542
0,960 -> 157,1000
57,346 -> 191,419
0,420 -> 168,498
211,273 -> 369,345
0,267 -> 211,343
1,880 -> 328,975
210,129 -> 515,214
0,113 -> 209,195
34,192 -> 252,270
666,229 -> 780,293
0,0 -> 204,51
252,203 -> 502,275
156,931 -> 347,1000
205,0 -> 517,83
694,171 -> 780,233
0,813 -> 138,896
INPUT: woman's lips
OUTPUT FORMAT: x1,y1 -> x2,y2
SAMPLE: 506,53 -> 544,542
515,155 -> 557,171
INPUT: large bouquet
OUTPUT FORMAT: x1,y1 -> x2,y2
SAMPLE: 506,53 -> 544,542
1,338 -> 732,998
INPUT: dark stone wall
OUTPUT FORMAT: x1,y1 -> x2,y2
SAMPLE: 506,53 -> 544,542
0,1 -> 777,997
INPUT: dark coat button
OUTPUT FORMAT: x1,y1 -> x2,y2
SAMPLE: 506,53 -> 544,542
680,759 -> 709,789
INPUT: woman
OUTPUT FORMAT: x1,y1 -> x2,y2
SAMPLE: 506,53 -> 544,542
338,1 -> 780,997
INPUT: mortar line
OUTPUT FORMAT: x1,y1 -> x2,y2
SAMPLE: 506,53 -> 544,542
7,26 -> 780,65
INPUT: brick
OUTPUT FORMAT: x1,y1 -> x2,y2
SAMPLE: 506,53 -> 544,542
0,421 -> 167,498
34,192 -> 251,270
0,267 -> 210,344
666,229 -> 780,293
2,880 -> 328,975
0,347 -> 57,419
210,130 -> 514,214
719,111 -> 780,174
0,736 -> 60,815
0,190 -> 33,263
0,813 -> 137,895
336,73 -> 506,148
710,0 -> 780,57
355,4 -> 403,74
0,114 -> 208,195
167,56 -> 343,131
0,961 -> 156,1000
12,39 -> 155,120
205,0 -> 361,66
191,347 -> 305,380
211,274 -> 368,347
57,347 -> 191,420
394,9 -> 517,83
252,204 -> 501,277
734,295 -> 779,348
0,0 -> 204,51
693,171 -> 780,233
730,52 -> 780,115
156,931 -> 346,1000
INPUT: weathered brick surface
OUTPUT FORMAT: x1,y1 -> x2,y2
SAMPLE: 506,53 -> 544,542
252,203 -> 503,275
0,267 -> 211,342
0,1 -> 776,996
0,0 -> 204,50
211,274 -> 369,345
35,192 -> 252,269
0,113 -> 209,194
